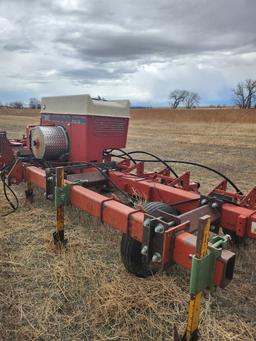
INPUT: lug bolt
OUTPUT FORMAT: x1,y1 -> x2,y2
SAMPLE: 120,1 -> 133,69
152,252 -> 162,263
211,202 -> 219,209
201,198 -> 208,205
143,218 -> 151,228
141,245 -> 148,256
155,224 -> 165,234
225,234 -> 232,241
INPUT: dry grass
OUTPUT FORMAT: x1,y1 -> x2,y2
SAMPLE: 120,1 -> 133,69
130,108 -> 256,124
0,109 -> 256,340
0,107 -> 40,117
0,108 -> 39,139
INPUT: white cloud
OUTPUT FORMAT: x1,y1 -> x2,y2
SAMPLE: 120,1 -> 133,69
0,0 -> 255,104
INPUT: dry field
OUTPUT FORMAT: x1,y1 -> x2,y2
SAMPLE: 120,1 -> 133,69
130,107 -> 256,124
0,108 -> 256,340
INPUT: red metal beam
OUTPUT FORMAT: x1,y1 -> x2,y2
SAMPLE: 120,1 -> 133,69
25,166 -> 144,241
108,171 -> 256,239
172,232 -> 234,288
220,203 -> 256,239
23,165 -> 234,288
70,185 -> 144,241
25,166 -> 46,189
108,171 -> 200,213
24,166 -> 256,240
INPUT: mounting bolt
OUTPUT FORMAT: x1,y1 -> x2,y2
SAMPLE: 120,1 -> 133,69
152,252 -> 162,263
155,223 -> 165,234
211,202 -> 219,209
201,198 -> 208,205
143,218 -> 151,228
141,245 -> 148,256
225,234 -> 232,241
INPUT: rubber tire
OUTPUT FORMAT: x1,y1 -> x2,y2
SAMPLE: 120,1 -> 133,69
121,233 -> 153,277
143,201 -> 179,218
120,201 -> 178,277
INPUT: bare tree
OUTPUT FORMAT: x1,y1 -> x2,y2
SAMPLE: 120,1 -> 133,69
9,101 -> 24,109
29,97 -> 41,109
169,89 -> 200,108
184,91 -> 200,108
169,90 -> 189,108
233,82 -> 246,108
245,79 -> 256,108
233,79 -> 256,108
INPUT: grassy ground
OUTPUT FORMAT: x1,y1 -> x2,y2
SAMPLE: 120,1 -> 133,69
0,109 -> 256,340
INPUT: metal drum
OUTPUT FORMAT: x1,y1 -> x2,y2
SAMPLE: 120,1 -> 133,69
30,126 -> 69,160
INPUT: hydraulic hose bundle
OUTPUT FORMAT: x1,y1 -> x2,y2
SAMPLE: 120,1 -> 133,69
104,148 -> 243,195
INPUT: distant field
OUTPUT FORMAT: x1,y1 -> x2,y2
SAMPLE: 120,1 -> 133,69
0,107 -> 256,340
0,108 -> 40,138
0,107 -> 40,117
2,106 -> 256,123
130,107 -> 256,123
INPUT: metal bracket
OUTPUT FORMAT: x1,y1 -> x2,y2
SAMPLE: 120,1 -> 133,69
189,234 -> 231,295
45,168 -> 55,200
25,181 -> 34,203
54,178 -> 91,208
141,213 -> 181,271
142,216 -> 158,264
161,221 -> 190,270
141,215 -> 167,270
55,184 -> 70,208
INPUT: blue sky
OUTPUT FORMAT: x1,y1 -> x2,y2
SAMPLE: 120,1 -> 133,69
0,0 -> 255,107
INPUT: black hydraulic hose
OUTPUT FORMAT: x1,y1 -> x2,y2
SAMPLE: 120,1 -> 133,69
171,198 -> 201,207
1,179 -> 19,216
85,163 -> 135,205
174,160 -> 242,195
107,150 -> 243,195
105,149 -> 179,179
0,160 -> 19,216
105,148 -> 137,165
88,163 -> 131,201
146,159 -> 243,195
0,160 -> 15,173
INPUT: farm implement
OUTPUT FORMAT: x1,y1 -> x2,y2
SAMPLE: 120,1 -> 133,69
1,95 -> 256,340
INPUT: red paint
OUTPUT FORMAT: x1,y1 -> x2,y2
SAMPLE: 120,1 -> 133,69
23,165 -> 234,288
41,114 -> 129,162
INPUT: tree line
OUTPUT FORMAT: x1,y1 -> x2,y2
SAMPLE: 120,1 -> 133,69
0,98 -> 41,109
169,78 -> 256,108
1,79 -> 256,109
